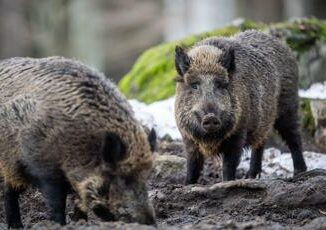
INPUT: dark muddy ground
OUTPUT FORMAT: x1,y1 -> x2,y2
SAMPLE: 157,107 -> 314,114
0,137 -> 326,229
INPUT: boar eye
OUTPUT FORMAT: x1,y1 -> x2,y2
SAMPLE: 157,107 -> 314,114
190,82 -> 199,90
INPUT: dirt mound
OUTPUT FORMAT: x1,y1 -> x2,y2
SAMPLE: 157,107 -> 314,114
1,140 -> 326,229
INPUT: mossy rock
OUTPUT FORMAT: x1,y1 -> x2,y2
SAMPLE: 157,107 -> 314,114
119,18 -> 326,104
300,98 -> 315,135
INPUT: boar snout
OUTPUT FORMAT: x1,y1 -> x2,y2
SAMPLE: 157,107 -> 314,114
201,113 -> 220,132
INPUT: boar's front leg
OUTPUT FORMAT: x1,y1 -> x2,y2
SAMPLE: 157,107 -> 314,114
38,179 -> 68,225
220,132 -> 245,181
246,143 -> 265,179
4,185 -> 24,229
184,139 -> 204,185
20,129 -> 68,225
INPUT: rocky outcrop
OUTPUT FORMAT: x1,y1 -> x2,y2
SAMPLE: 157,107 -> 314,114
310,99 -> 326,151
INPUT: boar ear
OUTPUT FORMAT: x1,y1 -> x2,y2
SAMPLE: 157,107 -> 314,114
175,46 -> 191,76
101,132 -> 127,165
148,128 -> 157,152
220,47 -> 235,73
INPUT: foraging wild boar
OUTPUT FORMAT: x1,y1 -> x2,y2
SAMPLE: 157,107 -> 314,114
0,57 -> 157,228
174,30 -> 307,184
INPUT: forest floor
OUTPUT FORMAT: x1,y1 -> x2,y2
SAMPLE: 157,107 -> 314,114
0,138 -> 326,230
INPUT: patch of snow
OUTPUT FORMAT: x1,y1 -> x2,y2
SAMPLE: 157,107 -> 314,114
299,81 -> 326,99
129,98 -> 181,139
239,148 -> 326,178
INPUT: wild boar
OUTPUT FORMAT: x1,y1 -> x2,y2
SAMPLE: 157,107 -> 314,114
174,30 -> 307,184
0,57 -> 156,228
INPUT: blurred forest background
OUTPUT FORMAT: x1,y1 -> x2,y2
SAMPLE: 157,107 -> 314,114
0,0 -> 326,82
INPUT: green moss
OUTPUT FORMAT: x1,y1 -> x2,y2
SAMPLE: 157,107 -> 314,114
300,99 -> 315,135
119,18 -> 326,104
269,18 -> 326,53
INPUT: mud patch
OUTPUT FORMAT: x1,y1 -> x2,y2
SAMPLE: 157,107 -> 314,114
1,140 -> 326,229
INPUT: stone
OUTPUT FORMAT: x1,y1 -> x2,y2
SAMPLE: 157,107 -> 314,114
310,99 -> 326,150
151,154 -> 187,184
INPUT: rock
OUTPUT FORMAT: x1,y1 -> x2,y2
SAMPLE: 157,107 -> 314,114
298,40 -> 326,89
297,209 -> 316,221
310,99 -> 326,128
158,140 -> 185,158
310,99 -> 326,150
315,128 -> 326,151
151,154 -> 187,184
301,217 -> 326,230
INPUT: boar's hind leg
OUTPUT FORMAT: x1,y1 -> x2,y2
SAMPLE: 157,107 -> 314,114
38,179 -> 68,225
274,113 -> 307,175
220,133 -> 245,181
184,139 -> 204,185
246,144 -> 264,179
4,184 -> 24,229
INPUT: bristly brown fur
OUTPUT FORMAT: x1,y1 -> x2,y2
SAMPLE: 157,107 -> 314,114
0,57 -> 153,179
175,30 -> 307,184
0,57 -> 155,226
187,45 -> 224,74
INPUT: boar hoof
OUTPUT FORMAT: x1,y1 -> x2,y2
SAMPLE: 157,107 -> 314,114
245,170 -> 261,179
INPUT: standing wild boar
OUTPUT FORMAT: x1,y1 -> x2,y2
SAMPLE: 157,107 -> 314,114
0,57 -> 157,228
174,30 -> 307,184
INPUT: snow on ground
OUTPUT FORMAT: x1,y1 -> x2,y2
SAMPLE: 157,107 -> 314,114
299,81 -> 326,99
239,148 -> 326,178
129,98 -> 181,139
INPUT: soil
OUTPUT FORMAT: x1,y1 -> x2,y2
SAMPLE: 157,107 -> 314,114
1,139 -> 326,229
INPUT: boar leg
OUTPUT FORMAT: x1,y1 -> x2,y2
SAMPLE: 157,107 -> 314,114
246,144 -> 264,179
184,139 -> 204,184
38,180 -> 68,225
185,152 -> 204,184
70,205 -> 88,222
221,152 -> 242,181
274,114 -> 307,175
4,185 -> 24,229
220,133 -> 244,181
